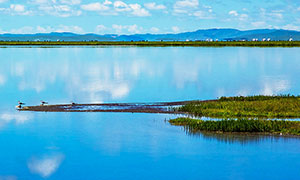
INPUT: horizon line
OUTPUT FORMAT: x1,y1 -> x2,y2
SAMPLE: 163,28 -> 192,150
0,28 -> 299,36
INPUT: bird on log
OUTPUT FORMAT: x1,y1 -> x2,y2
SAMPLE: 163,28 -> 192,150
40,100 -> 48,106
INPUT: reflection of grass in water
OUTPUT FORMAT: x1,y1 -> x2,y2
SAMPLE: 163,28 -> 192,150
1,41 -> 300,47
178,95 -> 300,118
185,131 -> 287,145
170,118 -> 300,136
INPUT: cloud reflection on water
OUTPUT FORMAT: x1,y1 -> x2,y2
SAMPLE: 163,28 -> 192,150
0,74 -> 5,86
260,77 -> 290,95
185,130 -> 298,145
0,112 -> 33,129
9,56 -> 151,103
1,47 -> 298,105
28,154 -> 64,178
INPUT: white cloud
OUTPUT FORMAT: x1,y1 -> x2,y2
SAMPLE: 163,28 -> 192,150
8,4 -> 32,15
8,25 -> 84,34
228,10 -> 238,16
172,26 -> 180,33
10,4 -> 25,12
60,0 -> 80,5
112,24 -> 142,34
174,0 -> 198,13
36,26 -> 52,33
129,4 -> 150,17
150,27 -> 159,33
144,2 -> 166,10
10,26 -> 35,34
239,14 -> 248,21
103,0 -> 112,5
258,8 -> 284,22
193,10 -> 213,19
268,12 -> 283,19
228,11 -> 248,21
297,7 -> 300,11
0,0 -> 8,3
55,25 -> 84,33
81,2 -> 109,11
112,1 -> 150,16
80,1 -> 150,17
282,24 -> 300,31
39,3 -> 81,17
127,24 -> 140,33
95,24 -> 107,34
251,21 -> 266,27
174,0 -> 198,8
114,1 -> 130,12
54,5 -> 71,12
32,0 -> 55,4
28,154 -> 64,178
112,24 -> 123,33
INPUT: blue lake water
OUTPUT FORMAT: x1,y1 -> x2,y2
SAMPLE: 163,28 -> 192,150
0,47 -> 300,179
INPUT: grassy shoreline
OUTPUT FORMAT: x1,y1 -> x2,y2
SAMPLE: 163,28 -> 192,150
170,118 -> 300,136
171,95 -> 300,136
176,95 -> 300,118
1,41 -> 300,47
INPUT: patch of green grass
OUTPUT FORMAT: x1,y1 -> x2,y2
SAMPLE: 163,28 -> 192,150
1,41 -> 300,47
178,95 -> 300,118
170,118 -> 300,136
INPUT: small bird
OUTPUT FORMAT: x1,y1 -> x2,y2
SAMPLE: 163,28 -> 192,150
71,101 -> 76,106
40,100 -> 48,106
16,105 -> 22,109
18,101 -> 25,105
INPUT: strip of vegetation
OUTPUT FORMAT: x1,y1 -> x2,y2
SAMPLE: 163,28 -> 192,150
1,41 -> 300,47
177,95 -> 300,118
169,118 -> 300,136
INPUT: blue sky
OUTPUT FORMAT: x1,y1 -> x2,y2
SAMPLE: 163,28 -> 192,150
0,0 -> 300,34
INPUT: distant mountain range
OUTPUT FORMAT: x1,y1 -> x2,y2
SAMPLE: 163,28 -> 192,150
0,28 -> 299,41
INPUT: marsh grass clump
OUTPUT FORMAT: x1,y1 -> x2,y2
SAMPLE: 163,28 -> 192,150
170,118 -> 300,136
178,95 -> 300,118
218,94 -> 298,101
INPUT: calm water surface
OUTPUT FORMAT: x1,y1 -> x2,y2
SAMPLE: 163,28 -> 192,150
0,47 -> 300,179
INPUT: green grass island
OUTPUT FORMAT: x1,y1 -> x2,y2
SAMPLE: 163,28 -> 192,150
170,95 -> 300,136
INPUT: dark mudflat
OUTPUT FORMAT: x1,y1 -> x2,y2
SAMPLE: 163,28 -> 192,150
18,100 -> 211,114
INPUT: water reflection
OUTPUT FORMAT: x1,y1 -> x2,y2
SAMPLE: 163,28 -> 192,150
188,131 -> 297,145
0,176 -> 17,180
0,74 -> 5,86
260,77 -> 290,95
0,112 -> 32,129
0,47 -> 299,107
0,47 -> 299,179
28,153 -> 64,178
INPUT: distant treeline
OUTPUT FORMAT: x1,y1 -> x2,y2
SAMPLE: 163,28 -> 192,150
1,41 -> 300,47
